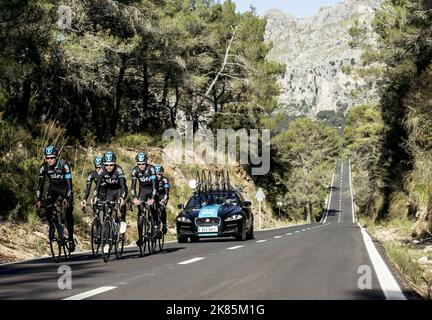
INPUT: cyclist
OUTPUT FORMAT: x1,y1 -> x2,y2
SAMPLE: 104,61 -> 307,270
36,145 -> 75,252
131,152 -> 158,245
80,155 -> 104,209
155,165 -> 170,235
93,151 -> 127,233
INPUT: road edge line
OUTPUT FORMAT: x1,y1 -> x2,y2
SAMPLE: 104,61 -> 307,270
357,222 -> 406,300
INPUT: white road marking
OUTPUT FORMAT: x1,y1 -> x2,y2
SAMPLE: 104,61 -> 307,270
273,236 -> 282,239
227,245 -> 244,250
256,240 -> 267,243
349,158 -> 356,223
178,257 -> 206,265
256,222 -> 306,232
323,173 -> 335,224
358,222 -> 406,300
63,286 -> 117,300
286,233 -> 293,235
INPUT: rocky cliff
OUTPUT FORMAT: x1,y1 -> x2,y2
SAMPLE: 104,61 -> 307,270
264,0 -> 383,118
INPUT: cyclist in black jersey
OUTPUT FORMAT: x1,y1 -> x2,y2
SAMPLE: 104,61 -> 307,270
155,165 -> 170,234
36,145 -> 76,252
94,151 -> 127,234
80,155 -> 103,209
131,152 -> 158,244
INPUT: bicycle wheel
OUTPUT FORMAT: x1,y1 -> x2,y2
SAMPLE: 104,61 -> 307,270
196,171 -> 201,193
49,223 -> 62,263
91,218 -> 101,257
62,223 -> 71,260
201,170 -> 207,193
226,170 -> 231,190
157,208 -> 165,252
102,219 -> 112,263
219,170 -> 225,191
115,222 -> 124,260
113,225 -> 119,260
208,172 -> 213,192
147,213 -> 156,255
137,215 -> 147,257
158,230 -> 165,252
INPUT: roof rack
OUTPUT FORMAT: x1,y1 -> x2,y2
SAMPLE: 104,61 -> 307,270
194,169 -> 234,195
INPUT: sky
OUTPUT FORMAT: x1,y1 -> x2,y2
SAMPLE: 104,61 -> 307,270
227,0 -> 343,17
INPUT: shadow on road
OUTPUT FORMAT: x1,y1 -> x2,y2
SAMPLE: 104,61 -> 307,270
347,288 -> 421,300
326,209 -> 340,217
117,246 -> 186,260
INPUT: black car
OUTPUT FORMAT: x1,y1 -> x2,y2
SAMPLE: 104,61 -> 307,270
176,190 -> 254,243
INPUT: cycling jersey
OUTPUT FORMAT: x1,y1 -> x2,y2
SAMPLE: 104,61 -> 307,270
131,164 -> 157,199
157,176 -> 170,202
37,159 -> 74,241
83,169 -> 100,201
95,165 -> 127,199
95,165 -> 127,222
37,159 -> 73,201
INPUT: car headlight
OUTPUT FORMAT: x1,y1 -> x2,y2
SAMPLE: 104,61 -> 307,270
225,214 -> 243,221
177,216 -> 192,223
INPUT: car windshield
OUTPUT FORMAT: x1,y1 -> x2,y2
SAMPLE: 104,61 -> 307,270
186,193 -> 240,209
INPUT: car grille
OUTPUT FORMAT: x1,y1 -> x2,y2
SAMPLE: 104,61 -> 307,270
195,217 -> 221,227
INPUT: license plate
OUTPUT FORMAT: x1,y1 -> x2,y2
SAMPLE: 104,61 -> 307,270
198,226 -> 218,233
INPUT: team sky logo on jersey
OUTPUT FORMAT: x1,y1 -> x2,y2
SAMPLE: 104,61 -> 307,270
104,176 -> 120,184
139,176 -> 152,183
50,173 -> 64,179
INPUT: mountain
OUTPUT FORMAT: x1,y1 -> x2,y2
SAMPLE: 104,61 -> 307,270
264,0 -> 383,118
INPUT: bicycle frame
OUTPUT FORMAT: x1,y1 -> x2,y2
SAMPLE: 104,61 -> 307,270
41,199 -> 70,263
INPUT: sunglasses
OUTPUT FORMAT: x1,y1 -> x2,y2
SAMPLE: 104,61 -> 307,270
45,156 -> 56,160
137,163 -> 146,166
105,164 -> 114,167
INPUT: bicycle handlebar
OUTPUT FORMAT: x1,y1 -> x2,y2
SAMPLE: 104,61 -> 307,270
95,200 -> 119,206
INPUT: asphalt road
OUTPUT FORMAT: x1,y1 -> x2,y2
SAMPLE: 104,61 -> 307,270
0,160 -> 413,300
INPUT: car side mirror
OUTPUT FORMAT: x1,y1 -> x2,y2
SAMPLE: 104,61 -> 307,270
243,200 -> 252,207
177,204 -> 184,210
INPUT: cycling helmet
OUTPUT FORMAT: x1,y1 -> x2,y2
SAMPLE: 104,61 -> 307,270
135,152 -> 147,164
103,151 -> 117,164
44,145 -> 58,156
94,155 -> 104,167
155,164 -> 164,174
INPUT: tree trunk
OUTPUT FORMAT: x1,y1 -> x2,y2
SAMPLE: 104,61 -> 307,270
192,110 -> 199,133
161,73 -> 169,110
169,84 -> 179,128
110,56 -> 127,136
86,91 -> 100,137
305,200 -> 311,224
212,84 -> 225,113
142,59 -> 149,114
19,74 -> 32,123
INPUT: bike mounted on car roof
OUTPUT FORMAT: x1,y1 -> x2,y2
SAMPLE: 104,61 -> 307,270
177,169 -> 254,243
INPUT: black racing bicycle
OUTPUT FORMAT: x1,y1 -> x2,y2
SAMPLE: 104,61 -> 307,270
96,200 -> 125,263
83,203 -> 102,257
154,205 -> 165,252
136,201 -> 156,257
40,200 -> 72,263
